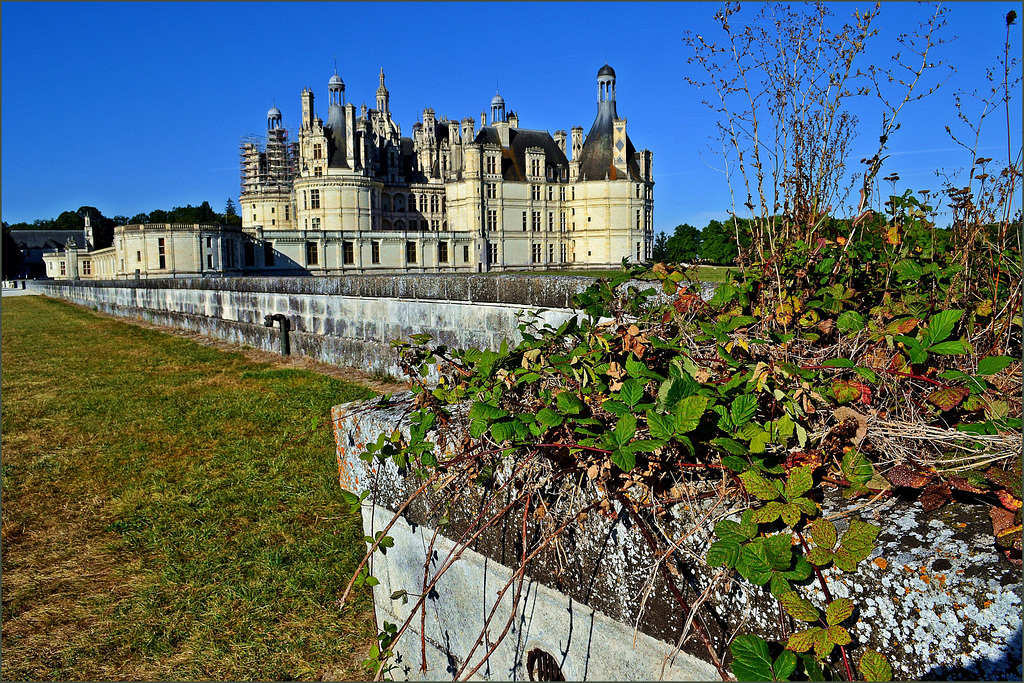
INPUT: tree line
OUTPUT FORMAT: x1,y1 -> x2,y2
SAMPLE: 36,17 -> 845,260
3,199 -> 242,251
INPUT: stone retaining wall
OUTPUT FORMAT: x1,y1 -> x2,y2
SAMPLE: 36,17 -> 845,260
32,275 -> 605,376
332,393 -> 1023,681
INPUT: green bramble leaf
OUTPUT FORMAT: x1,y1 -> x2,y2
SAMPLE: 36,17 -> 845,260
785,465 -> 814,500
793,496 -> 819,517
615,412 -> 637,444
722,455 -> 750,472
556,391 -> 586,415
841,450 -> 874,486
809,518 -> 838,550
770,572 -> 794,597
536,407 -> 564,428
929,340 -> 970,355
859,649 -> 894,682
805,546 -> 835,566
779,592 -> 820,622
823,357 -> 856,368
610,447 -> 636,473
836,310 -> 866,333
736,543 -> 774,585
926,309 -> 963,344
625,355 -> 649,378
977,355 -> 1014,376
470,417 -> 489,439
826,597 -> 855,625
706,539 -> 741,568
764,533 -> 794,570
490,420 -> 515,444
730,634 -> 773,682
773,649 -> 798,681
753,501 -> 785,524
714,519 -> 752,543
675,395 -> 709,433
469,401 -> 508,421
712,437 -> 748,456
731,394 -> 758,427
738,508 -> 759,538
739,470 -> 781,501
778,502 -> 802,527
646,410 -> 675,440
826,624 -> 852,647
839,518 -> 880,560
619,378 -> 645,407
783,556 -> 813,581
786,627 -> 821,653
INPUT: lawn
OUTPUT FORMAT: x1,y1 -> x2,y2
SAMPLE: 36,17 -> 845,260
1,296 -> 377,681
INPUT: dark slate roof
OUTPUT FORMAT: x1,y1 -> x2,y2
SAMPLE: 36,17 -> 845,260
577,104 -> 642,182
598,64 -> 616,78
10,230 -> 85,251
325,103 -> 349,168
474,127 -> 569,182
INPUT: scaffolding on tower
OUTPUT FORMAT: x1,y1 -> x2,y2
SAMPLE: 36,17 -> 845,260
239,126 -> 297,198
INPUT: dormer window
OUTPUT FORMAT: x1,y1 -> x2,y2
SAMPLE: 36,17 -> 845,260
486,156 -> 497,174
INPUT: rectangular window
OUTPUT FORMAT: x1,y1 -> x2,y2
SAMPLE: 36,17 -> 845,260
431,219 -> 440,232
60,261 -> 66,276
532,243 -> 541,263
548,244 -> 554,263
313,143 -> 323,160
486,156 -> 496,174
463,245 -> 470,263
560,244 -> 566,262
438,241 -> 449,263
312,217 -> 321,230
314,167 -> 322,177
487,209 -> 497,232
406,241 -> 417,264
206,237 -> 212,248
158,238 -> 166,269
532,211 -> 541,231
488,242 -> 498,265
560,186 -> 566,201
271,207 -> 275,214
486,183 -> 497,199
431,195 -> 439,212
637,241 -> 642,261
306,241 -> 319,266
371,241 -> 380,264
531,185 -> 541,201
422,220 -> 429,231
285,205 -> 290,220
522,211 -> 528,232
547,186 -> 553,201
636,209 -> 642,229
343,241 -> 355,265
310,189 -> 320,209
264,242 -> 274,266
531,158 -> 541,177
82,261 -> 91,275
572,186 -> 576,200
303,191 -> 307,210
560,212 -> 566,232
136,250 -> 141,262
548,212 -> 554,231
207,254 -> 213,268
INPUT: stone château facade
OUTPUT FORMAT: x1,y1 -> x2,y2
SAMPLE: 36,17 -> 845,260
45,63 -> 654,279
240,63 -> 653,273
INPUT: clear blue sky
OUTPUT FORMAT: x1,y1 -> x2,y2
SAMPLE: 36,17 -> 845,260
2,2 -> 1020,232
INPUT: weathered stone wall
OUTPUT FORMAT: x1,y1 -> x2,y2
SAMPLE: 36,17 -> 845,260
333,393 -> 1023,681
32,275 -> 612,376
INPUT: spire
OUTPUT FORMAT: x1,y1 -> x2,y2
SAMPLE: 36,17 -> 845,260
376,67 -> 389,114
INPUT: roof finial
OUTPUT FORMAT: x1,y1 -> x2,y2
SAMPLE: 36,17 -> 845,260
334,56 -> 338,75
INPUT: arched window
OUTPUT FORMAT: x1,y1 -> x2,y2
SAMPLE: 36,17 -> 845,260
382,194 -> 391,211
395,220 -> 406,231
382,219 -> 392,231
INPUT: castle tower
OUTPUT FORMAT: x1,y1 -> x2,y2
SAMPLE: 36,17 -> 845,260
268,103 -> 283,130
490,91 -> 505,124
83,212 -> 94,251
376,68 -> 389,115
326,70 -> 348,168
597,62 -> 617,115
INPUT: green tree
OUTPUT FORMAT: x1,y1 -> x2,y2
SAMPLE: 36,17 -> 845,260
665,223 -> 702,263
698,219 -> 738,265
2,222 -> 23,279
224,198 -> 242,226
651,232 -> 669,262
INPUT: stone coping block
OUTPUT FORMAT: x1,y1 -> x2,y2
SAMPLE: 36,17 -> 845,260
333,393 -> 1022,681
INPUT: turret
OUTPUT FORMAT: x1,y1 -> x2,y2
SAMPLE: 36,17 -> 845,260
490,91 -> 505,124
301,88 -> 314,129
554,130 -> 567,156
376,68 -> 389,115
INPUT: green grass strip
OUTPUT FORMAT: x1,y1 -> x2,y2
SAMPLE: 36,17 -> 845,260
1,297 -> 376,681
